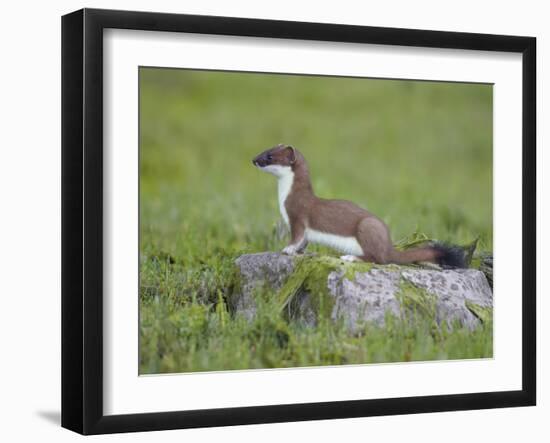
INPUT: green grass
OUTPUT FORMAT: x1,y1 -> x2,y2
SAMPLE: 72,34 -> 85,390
140,285 -> 492,374
139,68 -> 493,374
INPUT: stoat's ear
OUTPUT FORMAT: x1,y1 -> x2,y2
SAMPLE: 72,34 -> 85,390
286,145 -> 296,164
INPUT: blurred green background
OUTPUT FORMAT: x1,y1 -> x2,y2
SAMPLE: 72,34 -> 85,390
139,68 -> 493,374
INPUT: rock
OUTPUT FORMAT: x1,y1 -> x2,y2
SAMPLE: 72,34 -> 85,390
478,254 -> 493,288
233,252 -> 296,320
232,252 -> 493,331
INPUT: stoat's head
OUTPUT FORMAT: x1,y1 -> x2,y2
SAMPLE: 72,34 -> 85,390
252,144 -> 297,178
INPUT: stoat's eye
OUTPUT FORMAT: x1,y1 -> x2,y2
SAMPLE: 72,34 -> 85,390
267,155 -> 273,161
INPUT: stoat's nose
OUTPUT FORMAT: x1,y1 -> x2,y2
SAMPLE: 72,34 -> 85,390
252,155 -> 264,167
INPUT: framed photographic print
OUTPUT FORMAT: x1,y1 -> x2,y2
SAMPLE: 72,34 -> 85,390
61,8 -> 536,435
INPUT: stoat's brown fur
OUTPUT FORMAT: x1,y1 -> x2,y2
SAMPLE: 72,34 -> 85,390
252,144 -> 465,267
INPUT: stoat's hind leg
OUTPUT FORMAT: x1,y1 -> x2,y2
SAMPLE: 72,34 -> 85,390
356,217 -> 393,264
340,255 -> 361,262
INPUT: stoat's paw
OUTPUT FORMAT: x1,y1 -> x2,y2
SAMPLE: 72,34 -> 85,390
340,255 -> 360,262
282,245 -> 298,255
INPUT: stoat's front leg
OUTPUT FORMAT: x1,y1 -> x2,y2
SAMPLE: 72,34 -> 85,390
282,244 -> 300,255
282,220 -> 308,255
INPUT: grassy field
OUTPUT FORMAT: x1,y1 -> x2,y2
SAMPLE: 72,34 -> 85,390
139,68 -> 493,374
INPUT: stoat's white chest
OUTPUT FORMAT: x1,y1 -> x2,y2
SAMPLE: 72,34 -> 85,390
277,171 -> 294,226
256,164 -> 294,225
259,164 -> 294,225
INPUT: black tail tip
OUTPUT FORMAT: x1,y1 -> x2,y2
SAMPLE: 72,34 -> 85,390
432,242 -> 467,268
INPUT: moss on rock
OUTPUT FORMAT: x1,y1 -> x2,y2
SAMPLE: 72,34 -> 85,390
396,279 -> 438,322
465,301 -> 493,324
276,255 -> 376,319
234,252 -> 493,332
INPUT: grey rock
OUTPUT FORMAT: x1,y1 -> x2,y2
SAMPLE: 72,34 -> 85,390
232,252 -> 493,331
232,252 -> 295,320
328,268 -> 402,330
401,268 -> 492,329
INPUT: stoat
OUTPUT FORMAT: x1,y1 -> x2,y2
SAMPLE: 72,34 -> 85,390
252,144 -> 465,267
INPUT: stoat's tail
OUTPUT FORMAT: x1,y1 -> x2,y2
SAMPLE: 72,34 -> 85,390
389,243 -> 466,268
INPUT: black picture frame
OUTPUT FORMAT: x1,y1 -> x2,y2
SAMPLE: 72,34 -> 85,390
61,8 -> 536,435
